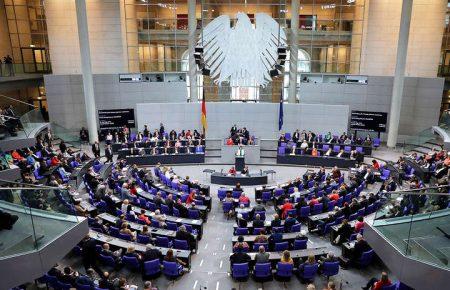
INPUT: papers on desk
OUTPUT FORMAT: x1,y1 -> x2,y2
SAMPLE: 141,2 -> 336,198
349,242 -> 355,248
176,218 -> 182,222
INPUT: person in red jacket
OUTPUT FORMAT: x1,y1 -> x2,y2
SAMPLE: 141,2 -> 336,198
362,272 -> 392,290
238,192 -> 250,204
186,191 -> 196,205
354,216 -> 365,233
280,198 -> 293,219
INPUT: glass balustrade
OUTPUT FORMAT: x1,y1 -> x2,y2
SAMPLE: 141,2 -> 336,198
0,186 -> 82,259
372,186 -> 450,269
19,108 -> 46,137
51,122 -> 82,149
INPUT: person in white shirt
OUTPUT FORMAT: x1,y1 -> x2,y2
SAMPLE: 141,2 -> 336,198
106,132 -> 113,144
290,187 -> 302,200
300,140 -> 309,150
121,199 -> 130,214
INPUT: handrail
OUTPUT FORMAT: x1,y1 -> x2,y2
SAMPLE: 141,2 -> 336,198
0,93 -> 35,108
0,179 -> 62,189
382,185 -> 449,196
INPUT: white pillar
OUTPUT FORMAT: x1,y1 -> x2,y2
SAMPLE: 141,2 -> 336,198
288,0 -> 299,103
75,0 -> 98,143
188,0 -> 198,102
387,0 -> 413,148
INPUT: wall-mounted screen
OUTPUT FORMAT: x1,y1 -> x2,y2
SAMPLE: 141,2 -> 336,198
98,109 -> 135,131
350,110 -> 388,132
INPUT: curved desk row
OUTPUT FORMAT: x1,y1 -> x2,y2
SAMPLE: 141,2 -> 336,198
112,139 -> 205,153
277,154 -> 357,168
125,153 -> 205,166
210,172 -> 268,186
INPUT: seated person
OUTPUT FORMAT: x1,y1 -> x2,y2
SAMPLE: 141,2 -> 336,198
142,244 -> 162,263
138,209 -> 151,225
318,251 -> 338,272
241,166 -> 249,175
254,229 -> 268,243
74,268 -> 96,288
57,266 -> 78,286
239,192 -> 250,204
228,166 -> 236,175
333,219 -> 352,245
120,223 -> 136,241
271,214 -> 282,227
236,213 -> 248,228
253,214 -> 265,228
279,250 -> 294,264
175,225 -> 196,251
351,234 -> 371,263
101,243 -> 122,263
255,245 -> 270,263
164,248 -> 187,273
298,255 -> 316,280
280,198 -> 293,219
362,271 -> 392,290
233,235 -> 249,252
230,244 -> 251,266
284,213 -> 297,232
123,246 -> 141,261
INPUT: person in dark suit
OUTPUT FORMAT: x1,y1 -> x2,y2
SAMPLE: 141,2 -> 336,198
333,219 -> 353,245
236,214 -> 248,228
159,123 -> 165,135
252,214 -> 265,228
81,236 -> 104,277
271,214 -> 282,227
351,234 -> 371,263
233,183 -> 243,192
92,141 -> 101,158
141,244 -> 162,263
105,145 -> 113,163
284,213 -> 297,232
230,125 -> 238,137
229,245 -> 251,266
59,140 -> 67,154
175,225 -> 196,251
58,266 -> 78,286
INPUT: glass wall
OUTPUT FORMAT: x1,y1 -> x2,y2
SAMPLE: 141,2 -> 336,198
124,0 -> 365,101
3,0 -> 51,73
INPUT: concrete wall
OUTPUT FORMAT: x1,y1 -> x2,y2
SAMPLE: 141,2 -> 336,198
45,0 -> 126,74
360,0 -> 447,77
44,74 -> 187,131
298,76 -> 444,140
44,74 -> 443,141
135,102 -> 350,140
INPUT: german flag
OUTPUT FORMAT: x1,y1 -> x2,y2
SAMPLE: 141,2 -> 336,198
201,90 -> 207,134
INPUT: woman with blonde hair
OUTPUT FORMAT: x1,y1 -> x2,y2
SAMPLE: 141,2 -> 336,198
280,250 -> 293,264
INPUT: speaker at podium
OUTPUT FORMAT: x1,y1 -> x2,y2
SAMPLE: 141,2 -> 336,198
235,146 -> 245,172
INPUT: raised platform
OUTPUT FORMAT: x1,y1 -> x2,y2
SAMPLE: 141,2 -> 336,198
277,154 -> 357,168
221,144 -> 260,164
210,172 -> 268,186
125,153 -> 205,165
